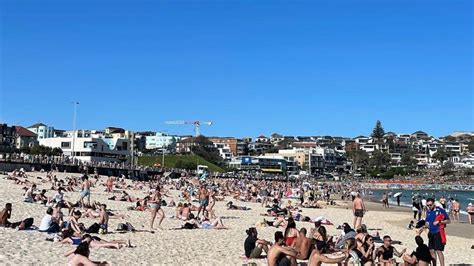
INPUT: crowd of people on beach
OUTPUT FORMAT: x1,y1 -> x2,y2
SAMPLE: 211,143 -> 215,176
1,167 -> 472,265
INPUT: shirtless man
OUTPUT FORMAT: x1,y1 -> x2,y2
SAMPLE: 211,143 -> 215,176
352,193 -> 366,229
291,228 -> 312,260
196,185 -> 209,218
267,231 -> 297,266
98,204 -> 109,233
79,175 -> 92,207
308,241 -> 347,266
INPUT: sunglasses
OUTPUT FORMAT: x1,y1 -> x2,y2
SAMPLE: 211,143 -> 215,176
426,204 -> 433,207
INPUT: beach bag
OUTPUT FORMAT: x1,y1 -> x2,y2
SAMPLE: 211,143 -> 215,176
126,222 -> 136,231
116,223 -> 127,231
20,218 -> 34,230
86,223 -> 101,234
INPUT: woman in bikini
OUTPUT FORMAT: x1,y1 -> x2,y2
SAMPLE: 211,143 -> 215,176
148,188 -> 164,229
284,218 -> 299,246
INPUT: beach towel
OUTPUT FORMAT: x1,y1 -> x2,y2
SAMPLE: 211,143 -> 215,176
435,214 -> 447,244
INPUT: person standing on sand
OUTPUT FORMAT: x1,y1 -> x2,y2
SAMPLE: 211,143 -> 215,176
425,197 -> 450,266
466,203 -> 474,224
451,199 -> 460,223
396,194 -> 401,206
352,193 -> 365,229
78,175 -> 91,207
382,193 -> 388,208
148,188 -> 164,229
196,185 -> 209,218
106,176 -> 114,193
267,231 -> 297,266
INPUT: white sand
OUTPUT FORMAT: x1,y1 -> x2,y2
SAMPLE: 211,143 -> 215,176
0,171 -> 473,265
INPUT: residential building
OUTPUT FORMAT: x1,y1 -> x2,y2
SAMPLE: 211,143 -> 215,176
27,123 -> 55,140
411,131 -> 429,140
39,132 -> 130,162
145,132 -> 176,150
13,126 -> 37,149
0,124 -> 16,150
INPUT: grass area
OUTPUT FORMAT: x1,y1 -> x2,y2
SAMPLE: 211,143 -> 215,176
138,155 -> 224,172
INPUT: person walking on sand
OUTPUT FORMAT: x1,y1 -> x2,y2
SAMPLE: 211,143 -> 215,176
148,188 -> 164,229
425,197 -> 450,266
352,193 -> 365,229
78,175 -> 91,207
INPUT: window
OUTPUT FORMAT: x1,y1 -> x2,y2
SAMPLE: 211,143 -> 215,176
84,141 -> 98,149
61,142 -> 71,148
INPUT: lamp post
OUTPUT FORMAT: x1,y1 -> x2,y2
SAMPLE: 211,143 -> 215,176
71,101 -> 79,162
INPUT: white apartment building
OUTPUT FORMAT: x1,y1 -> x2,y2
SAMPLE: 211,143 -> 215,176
145,132 -> 176,150
39,131 -> 130,162
213,142 -> 232,161
27,123 -> 55,140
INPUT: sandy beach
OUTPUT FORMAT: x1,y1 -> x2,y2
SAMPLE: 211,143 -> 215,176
1,171 -> 473,265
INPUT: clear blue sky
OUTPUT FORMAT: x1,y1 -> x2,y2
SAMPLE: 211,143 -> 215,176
1,0 -> 472,138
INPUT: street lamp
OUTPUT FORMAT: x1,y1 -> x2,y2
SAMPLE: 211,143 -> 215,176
70,101 -> 79,162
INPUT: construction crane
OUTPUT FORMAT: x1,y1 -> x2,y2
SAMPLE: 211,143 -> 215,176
165,120 -> 213,137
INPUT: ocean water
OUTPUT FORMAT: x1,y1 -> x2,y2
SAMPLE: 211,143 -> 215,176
367,189 -> 474,215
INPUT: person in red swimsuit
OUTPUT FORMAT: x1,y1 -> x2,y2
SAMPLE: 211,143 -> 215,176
284,218 -> 299,246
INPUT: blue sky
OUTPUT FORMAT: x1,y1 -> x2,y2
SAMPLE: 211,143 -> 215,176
1,0 -> 472,138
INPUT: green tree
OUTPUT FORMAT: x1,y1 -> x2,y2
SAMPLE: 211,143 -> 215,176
468,138 -> 474,153
441,161 -> 455,175
369,150 -> 392,172
52,147 -> 63,156
190,136 -> 223,166
371,120 -> 385,142
347,150 -> 369,172
432,148 -> 448,164
401,150 -> 418,172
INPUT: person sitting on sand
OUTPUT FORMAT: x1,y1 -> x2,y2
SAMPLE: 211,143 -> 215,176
308,237 -> 348,266
0,203 -> 21,228
267,231 -> 297,266
291,228 -> 312,260
48,187 -> 73,209
69,210 -> 85,236
244,227 -> 271,259
335,223 -> 356,249
35,189 -> 48,204
376,235 -> 406,264
98,204 -> 109,233
402,230 -> 432,266
39,207 -> 60,233
359,234 -> 376,265
23,184 -> 37,203
284,218 -> 298,246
